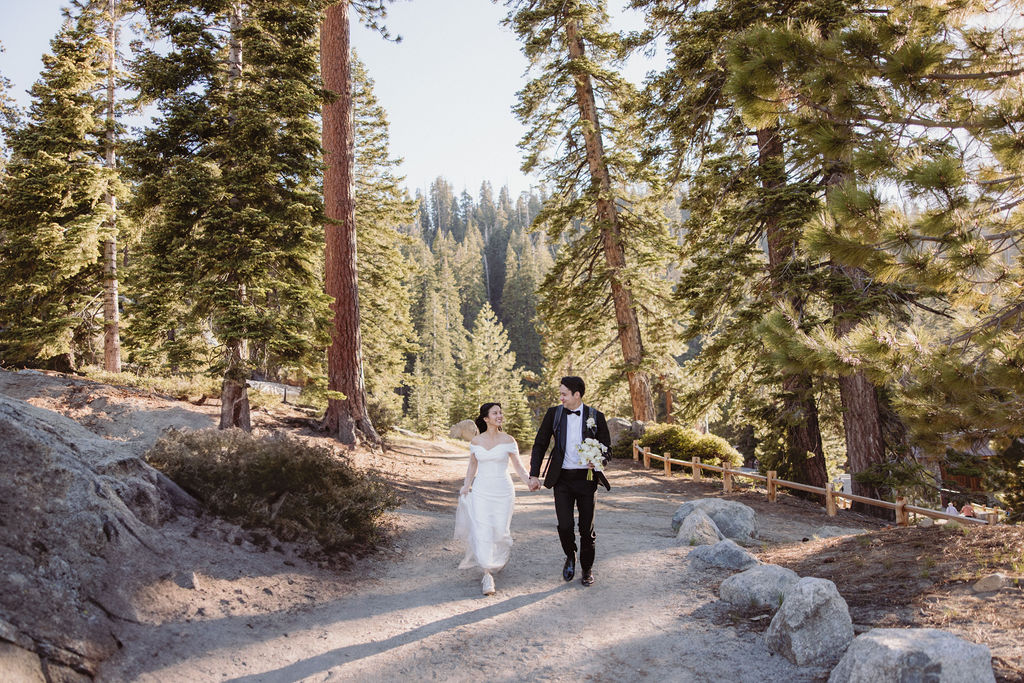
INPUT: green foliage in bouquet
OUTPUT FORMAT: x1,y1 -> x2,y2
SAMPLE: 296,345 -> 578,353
146,429 -> 399,555
638,423 -> 743,473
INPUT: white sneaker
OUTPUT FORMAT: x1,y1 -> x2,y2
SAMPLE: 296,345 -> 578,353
481,572 -> 495,595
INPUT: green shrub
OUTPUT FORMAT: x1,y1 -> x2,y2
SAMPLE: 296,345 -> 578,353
638,423 -> 743,473
145,429 -> 399,555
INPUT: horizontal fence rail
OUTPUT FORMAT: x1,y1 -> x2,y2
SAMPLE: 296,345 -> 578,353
631,440 -> 1002,526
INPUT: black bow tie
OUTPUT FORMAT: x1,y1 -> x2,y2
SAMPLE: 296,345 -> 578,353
567,409 -> 581,416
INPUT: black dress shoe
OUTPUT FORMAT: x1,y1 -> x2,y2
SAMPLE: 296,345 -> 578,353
581,570 -> 594,586
562,554 -> 576,582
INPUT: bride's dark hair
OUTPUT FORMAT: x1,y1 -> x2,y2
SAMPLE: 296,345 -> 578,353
474,402 -> 501,433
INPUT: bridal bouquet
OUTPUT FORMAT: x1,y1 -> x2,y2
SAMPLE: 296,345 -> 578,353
577,438 -> 607,481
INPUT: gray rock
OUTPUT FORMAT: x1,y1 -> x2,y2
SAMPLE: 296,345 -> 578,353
672,498 -> 758,541
0,394 -> 187,676
449,419 -> 478,441
828,628 -> 995,683
676,509 -> 724,546
765,577 -> 853,667
689,539 -> 760,570
973,573 -> 1008,593
631,420 -> 646,439
811,525 -> 867,539
606,417 -> 633,449
174,571 -> 202,590
720,564 -> 800,613
0,641 -> 45,683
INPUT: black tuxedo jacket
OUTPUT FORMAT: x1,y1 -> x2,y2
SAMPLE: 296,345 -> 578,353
530,404 -> 611,491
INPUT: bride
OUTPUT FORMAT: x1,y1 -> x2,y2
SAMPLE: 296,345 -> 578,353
455,402 -> 533,595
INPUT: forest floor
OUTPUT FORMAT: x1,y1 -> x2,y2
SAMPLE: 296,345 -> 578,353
0,369 -> 1022,682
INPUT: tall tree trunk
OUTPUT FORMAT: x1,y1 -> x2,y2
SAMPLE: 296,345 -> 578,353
564,18 -> 655,422
218,2 -> 252,431
220,339 -> 252,431
102,0 -> 120,373
321,1 -> 377,445
824,157 -> 890,518
757,127 -> 827,490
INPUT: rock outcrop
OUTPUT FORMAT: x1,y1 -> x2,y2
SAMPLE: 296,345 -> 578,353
0,394 -> 196,679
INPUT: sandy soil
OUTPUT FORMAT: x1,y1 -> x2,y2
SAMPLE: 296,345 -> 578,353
1,369 -> 1018,682
97,448 -> 861,683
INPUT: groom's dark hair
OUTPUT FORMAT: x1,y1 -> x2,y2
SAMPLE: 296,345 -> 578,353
560,376 -> 585,397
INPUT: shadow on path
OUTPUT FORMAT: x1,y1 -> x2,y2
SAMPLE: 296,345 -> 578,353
223,584 -> 568,683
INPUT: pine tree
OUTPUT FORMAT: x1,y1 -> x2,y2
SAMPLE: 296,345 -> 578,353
0,43 -> 19,160
453,303 -> 534,444
500,229 -> 544,373
719,1 -> 1024,511
0,5 -> 114,369
631,0 -> 853,488
351,53 -> 417,424
130,0 -> 331,430
506,0 -> 678,421
408,254 -> 467,436
453,222 -> 489,330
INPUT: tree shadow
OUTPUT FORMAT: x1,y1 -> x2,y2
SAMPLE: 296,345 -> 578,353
221,584 -> 569,683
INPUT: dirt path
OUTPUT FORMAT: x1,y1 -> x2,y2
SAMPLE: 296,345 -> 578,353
0,370 -> 882,681
96,441 -> 852,682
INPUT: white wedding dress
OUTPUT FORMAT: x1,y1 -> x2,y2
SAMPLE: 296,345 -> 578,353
454,442 -> 517,571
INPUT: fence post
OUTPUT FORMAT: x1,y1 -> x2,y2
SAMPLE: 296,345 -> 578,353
984,512 -> 999,525
632,439 -> 639,461
723,468 -> 733,493
664,451 -> 672,477
896,497 -> 909,526
767,470 -> 777,503
692,457 -> 701,482
643,447 -> 650,469
826,482 -> 837,517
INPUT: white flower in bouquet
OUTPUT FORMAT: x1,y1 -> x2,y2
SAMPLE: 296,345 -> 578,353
577,437 -> 607,480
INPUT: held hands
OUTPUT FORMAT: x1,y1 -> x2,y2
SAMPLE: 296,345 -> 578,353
527,476 -> 541,492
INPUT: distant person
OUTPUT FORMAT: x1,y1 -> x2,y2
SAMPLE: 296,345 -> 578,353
945,502 -> 959,516
454,402 -> 533,596
961,502 -> 975,517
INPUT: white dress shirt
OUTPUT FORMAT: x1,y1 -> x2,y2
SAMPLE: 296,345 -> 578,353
562,404 -> 586,469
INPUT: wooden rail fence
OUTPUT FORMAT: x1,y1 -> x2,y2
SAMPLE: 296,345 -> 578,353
632,440 -> 1002,527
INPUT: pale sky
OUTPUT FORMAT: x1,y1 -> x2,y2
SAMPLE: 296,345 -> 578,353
0,0 -> 659,198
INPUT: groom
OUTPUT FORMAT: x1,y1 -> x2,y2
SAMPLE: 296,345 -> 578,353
528,376 -> 611,586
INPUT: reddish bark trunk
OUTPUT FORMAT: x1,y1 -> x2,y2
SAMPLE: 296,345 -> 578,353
757,127 -> 828,490
321,2 -> 377,445
825,157 -> 891,519
102,0 -> 120,373
219,339 -> 252,431
564,18 -> 655,422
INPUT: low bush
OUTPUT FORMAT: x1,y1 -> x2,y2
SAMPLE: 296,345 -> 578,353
638,423 -> 743,473
145,429 -> 399,555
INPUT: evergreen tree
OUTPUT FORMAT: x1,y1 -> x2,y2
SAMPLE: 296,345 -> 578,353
0,44 -> 19,160
130,0 -> 331,430
500,229 -> 544,373
453,303 -> 533,444
351,54 -> 417,424
453,222 -> 489,329
632,0 -> 852,488
506,0 -> 678,421
0,5 -> 115,369
721,0 -> 1024,510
